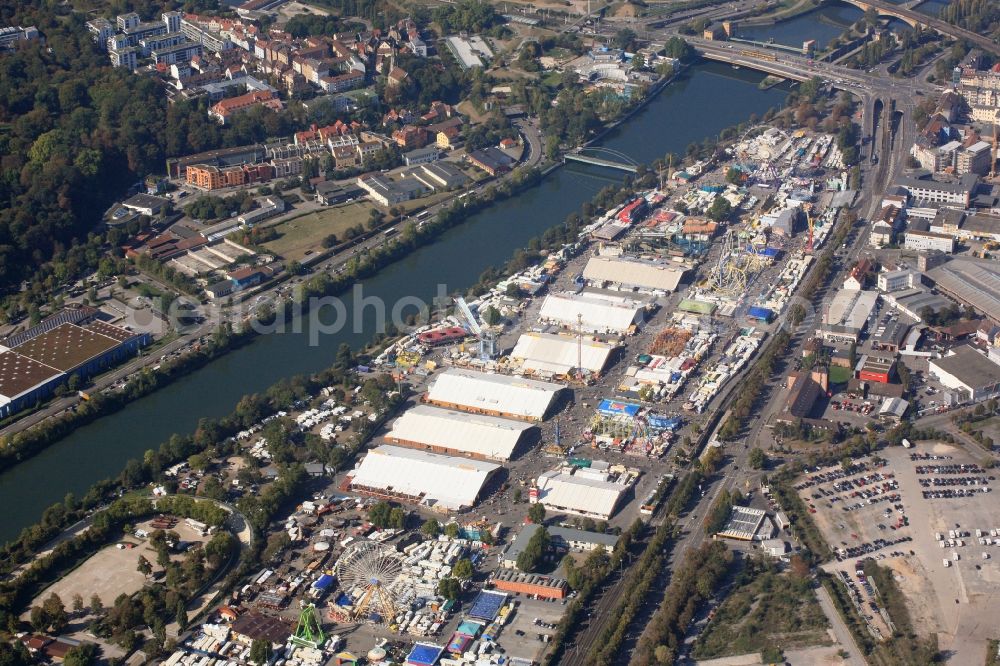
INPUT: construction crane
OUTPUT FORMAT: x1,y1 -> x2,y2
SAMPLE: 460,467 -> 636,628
455,296 -> 497,360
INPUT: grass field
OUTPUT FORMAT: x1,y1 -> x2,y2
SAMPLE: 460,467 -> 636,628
829,364 -> 853,385
263,202 -> 376,261
691,568 -> 831,659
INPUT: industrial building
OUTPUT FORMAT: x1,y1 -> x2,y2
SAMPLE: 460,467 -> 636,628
490,569 -> 568,600
818,289 -> 878,343
928,345 -> 1000,403
927,258 -> 1000,323
500,523 -> 619,569
423,368 -> 564,422
510,332 -> 616,378
0,308 -> 150,418
859,355 -> 895,384
537,292 -> 646,334
904,229 -> 956,253
384,404 -> 537,461
530,463 -> 636,520
347,445 -> 502,512
581,256 -> 687,293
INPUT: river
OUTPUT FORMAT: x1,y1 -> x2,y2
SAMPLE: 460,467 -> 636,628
0,62 -> 791,546
736,4 -> 863,49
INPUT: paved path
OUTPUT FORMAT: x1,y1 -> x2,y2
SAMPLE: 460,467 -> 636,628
815,585 -> 868,665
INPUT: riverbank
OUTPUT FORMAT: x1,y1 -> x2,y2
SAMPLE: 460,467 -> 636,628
0,62 -> 793,547
0,63 -> 687,477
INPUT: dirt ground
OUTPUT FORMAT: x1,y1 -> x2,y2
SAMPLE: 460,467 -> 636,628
803,443 -> 1000,664
29,518 -> 207,611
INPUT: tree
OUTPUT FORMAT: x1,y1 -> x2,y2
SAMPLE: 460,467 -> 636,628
137,555 -> 153,578
368,500 -> 393,528
512,487 -> 522,503
516,527 -> 550,573
527,503 -> 546,525
614,28 -> 637,51
707,197 -> 733,222
42,593 -> 68,633
452,558 -> 474,580
748,448 -> 766,470
249,639 -> 272,666
438,577 -> 462,600
72,593 -> 84,614
175,603 -> 188,631
89,594 -> 104,616
389,507 -> 406,529
444,522 -> 461,539
0,641 -> 32,666
422,519 -> 441,537
482,305 -> 502,326
62,644 -> 99,666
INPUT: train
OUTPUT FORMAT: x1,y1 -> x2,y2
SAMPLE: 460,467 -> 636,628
739,49 -> 778,63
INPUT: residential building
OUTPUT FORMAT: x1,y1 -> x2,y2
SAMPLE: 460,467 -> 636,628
436,126 -> 462,150
319,68 -> 364,93
957,141 -> 993,176
403,146 -> 439,166
209,90 -> 283,124
86,18 -> 114,50
877,270 -> 917,293
896,174 -> 978,207
500,523 -> 618,569
186,163 -> 272,190
392,125 -> 428,150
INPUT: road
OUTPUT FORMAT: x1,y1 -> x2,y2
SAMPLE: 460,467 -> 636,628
815,584 -> 867,665
0,119 -> 548,442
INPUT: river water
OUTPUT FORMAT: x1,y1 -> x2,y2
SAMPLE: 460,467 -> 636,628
736,4 -> 863,50
0,62 -> 791,545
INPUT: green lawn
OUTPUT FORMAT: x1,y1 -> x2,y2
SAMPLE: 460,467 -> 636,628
262,202 -> 376,261
829,364 -> 853,385
691,569 -> 831,660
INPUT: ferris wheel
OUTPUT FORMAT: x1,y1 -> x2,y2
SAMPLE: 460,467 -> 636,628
334,541 -> 408,623
734,126 -> 793,186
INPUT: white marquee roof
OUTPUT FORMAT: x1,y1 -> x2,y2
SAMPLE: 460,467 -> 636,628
582,256 -> 686,292
538,292 -> 644,333
350,445 -> 500,510
511,332 -> 616,376
386,404 -> 534,461
425,368 -> 563,420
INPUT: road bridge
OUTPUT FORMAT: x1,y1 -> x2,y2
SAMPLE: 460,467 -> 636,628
829,0 -> 1000,56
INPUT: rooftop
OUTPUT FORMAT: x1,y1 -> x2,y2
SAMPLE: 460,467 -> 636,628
425,368 -> 564,420
582,255 -> 686,292
385,404 -> 535,461
0,351 -> 62,402
930,345 -> 1000,390
12,323 -> 123,373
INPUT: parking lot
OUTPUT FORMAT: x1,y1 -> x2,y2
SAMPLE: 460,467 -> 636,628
801,444 -> 1000,664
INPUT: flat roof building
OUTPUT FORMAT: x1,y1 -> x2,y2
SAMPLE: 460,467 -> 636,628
384,404 -> 536,461
424,368 -> 564,421
581,256 -> 686,293
349,445 -> 502,512
510,332 -> 616,378
929,345 -> 1000,403
490,569 -> 568,600
501,523 -> 618,568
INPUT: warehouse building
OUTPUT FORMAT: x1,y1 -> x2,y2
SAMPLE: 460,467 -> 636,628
538,292 -> 646,334
818,289 -> 878,343
384,404 -> 537,461
581,256 -> 687,294
500,523 -> 619,569
530,464 -> 635,520
490,569 -> 568,600
928,345 -> 1000,403
348,445 -> 502,512
927,258 -> 1000,323
423,368 -> 564,422
0,309 -> 150,418
510,332 -> 617,378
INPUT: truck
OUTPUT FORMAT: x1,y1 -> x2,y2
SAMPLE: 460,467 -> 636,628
953,552 -> 960,561
901,438 -> 912,448
943,559 -> 951,567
